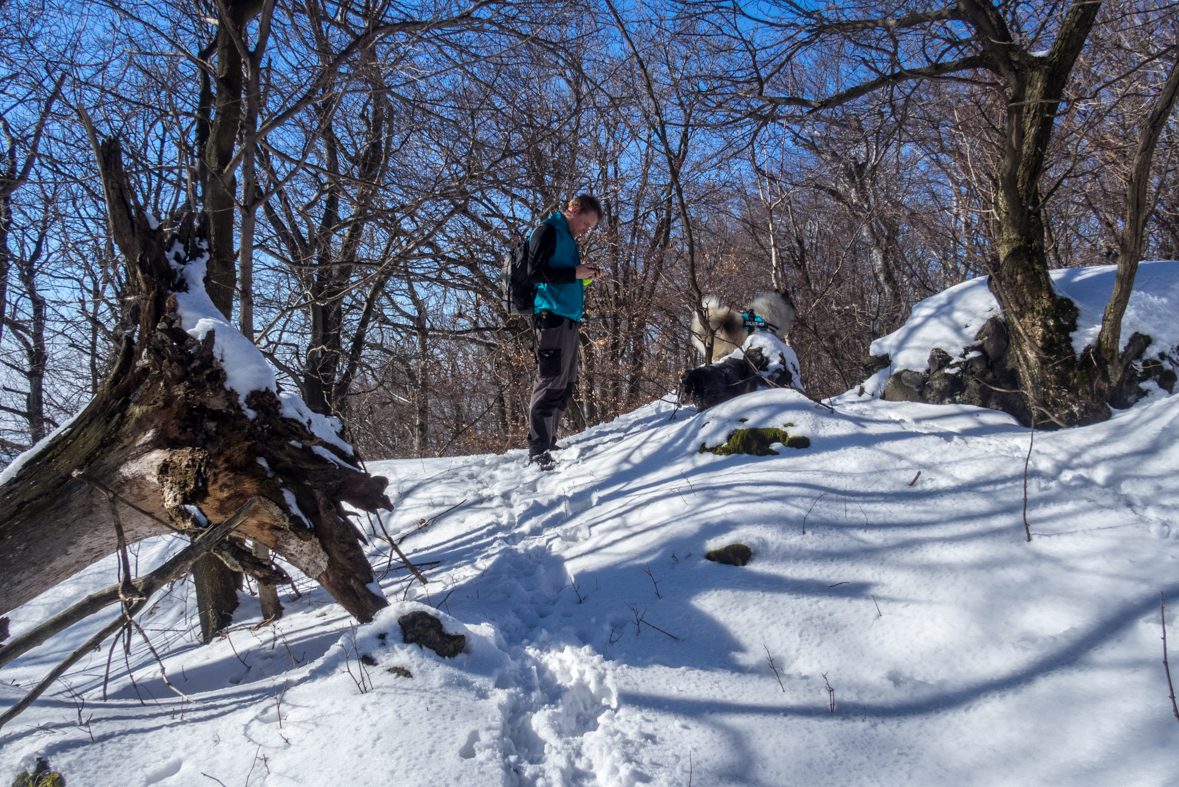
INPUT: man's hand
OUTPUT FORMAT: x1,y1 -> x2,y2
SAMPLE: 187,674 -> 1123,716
575,264 -> 604,280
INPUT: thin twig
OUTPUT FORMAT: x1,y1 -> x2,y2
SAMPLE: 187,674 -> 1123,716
1162,593 -> 1179,723
800,387 -> 835,412
642,563 -> 667,599
224,632 -> 251,670
275,682 -> 289,728
972,378 -> 1070,429
802,493 -> 827,535
764,645 -> 786,692
367,511 -> 401,579
669,385 -> 684,421
419,499 -> 468,532
1023,417 -> 1035,542
908,470 -> 921,486
244,744 -> 265,787
126,617 -> 203,706
643,619 -> 681,641
569,582 -> 587,604
101,630 -> 120,702
627,604 -> 680,641
872,595 -> 882,617
107,493 -> 138,607
433,587 -> 457,613
388,538 -> 429,586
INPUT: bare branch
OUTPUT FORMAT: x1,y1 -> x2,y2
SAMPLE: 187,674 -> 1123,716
753,56 -> 989,114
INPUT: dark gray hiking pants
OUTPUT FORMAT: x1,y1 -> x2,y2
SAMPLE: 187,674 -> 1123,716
528,310 -> 580,454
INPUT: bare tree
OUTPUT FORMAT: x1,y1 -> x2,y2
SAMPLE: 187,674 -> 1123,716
711,0 -> 1179,425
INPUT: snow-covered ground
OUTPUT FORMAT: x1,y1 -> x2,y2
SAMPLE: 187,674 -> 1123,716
3,263 -> 1179,786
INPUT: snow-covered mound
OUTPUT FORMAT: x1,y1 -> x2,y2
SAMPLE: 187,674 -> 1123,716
869,260 -> 1179,380
4,265 -> 1179,786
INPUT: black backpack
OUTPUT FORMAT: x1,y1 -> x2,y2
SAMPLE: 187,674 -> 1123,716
501,237 -> 534,317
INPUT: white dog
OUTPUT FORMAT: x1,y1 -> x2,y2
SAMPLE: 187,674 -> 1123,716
690,290 -> 795,357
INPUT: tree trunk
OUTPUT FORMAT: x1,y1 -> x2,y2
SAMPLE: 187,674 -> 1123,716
0,138 -> 389,624
413,327 -> 430,455
252,541 -> 283,622
193,552 -> 241,640
198,1 -> 263,317
1093,52 -> 1179,395
10,226 -> 49,444
973,1 -> 1107,427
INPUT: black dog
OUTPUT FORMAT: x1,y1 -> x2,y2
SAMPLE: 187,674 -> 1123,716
680,345 -> 796,411
681,356 -> 762,411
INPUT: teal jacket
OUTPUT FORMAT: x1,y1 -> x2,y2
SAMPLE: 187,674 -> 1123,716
528,212 -> 585,322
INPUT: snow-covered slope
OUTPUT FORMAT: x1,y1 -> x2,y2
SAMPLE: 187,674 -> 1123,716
3,268 -> 1179,786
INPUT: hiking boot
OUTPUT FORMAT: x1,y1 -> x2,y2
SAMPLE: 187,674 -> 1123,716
528,451 -> 556,471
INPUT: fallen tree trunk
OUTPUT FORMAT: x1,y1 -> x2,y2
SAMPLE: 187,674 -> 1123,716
0,498 -> 257,673
0,137 -> 391,629
0,499 -> 257,733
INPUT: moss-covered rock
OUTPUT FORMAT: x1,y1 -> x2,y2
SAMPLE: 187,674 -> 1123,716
862,352 -> 891,376
928,348 -> 953,374
12,759 -> 65,787
705,543 -> 752,566
699,427 -> 810,456
924,366 -> 966,405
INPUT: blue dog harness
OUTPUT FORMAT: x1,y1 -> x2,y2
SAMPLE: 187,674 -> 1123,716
742,311 -> 778,334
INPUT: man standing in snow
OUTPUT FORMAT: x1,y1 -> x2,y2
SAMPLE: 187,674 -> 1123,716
526,194 -> 603,470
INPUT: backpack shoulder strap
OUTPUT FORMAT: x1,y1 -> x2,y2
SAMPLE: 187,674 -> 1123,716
526,223 -> 557,277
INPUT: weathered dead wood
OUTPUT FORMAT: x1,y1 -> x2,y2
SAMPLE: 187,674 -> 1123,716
0,499 -> 256,672
0,137 -> 391,628
0,499 -> 255,732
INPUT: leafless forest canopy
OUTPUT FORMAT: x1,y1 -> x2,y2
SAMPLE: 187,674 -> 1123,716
1,0 -> 1176,461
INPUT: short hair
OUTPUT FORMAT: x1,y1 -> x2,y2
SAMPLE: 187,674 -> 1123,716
568,194 -> 602,219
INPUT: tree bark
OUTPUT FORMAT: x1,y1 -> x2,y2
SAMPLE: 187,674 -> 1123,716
0,138 -> 390,624
199,0 -> 267,317
1093,52 -> 1179,394
980,1 -> 1106,426
407,282 -> 430,454
193,552 -> 241,641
